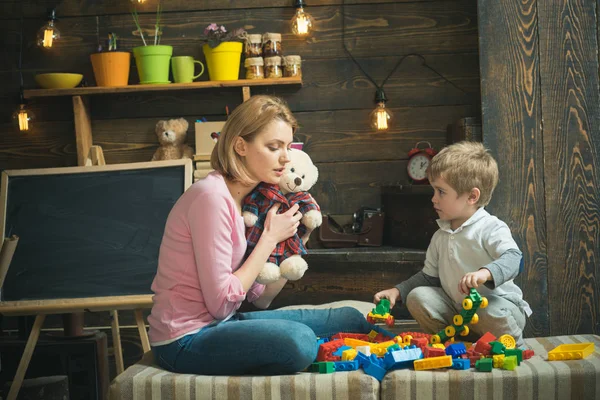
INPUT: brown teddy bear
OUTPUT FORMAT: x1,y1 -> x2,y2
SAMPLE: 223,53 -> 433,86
151,118 -> 194,161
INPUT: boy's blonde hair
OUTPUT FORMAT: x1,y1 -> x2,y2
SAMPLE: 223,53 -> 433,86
428,141 -> 499,206
211,95 -> 298,185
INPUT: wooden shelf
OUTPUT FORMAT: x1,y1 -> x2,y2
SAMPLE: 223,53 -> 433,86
23,77 -> 302,99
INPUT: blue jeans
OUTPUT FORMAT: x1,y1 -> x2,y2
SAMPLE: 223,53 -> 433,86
152,307 -> 374,375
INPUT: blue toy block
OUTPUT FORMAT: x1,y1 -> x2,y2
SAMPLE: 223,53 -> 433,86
384,347 -> 423,370
370,324 -> 396,341
446,343 -> 467,358
355,352 -> 370,368
364,362 -> 387,381
333,360 -> 359,371
333,345 -> 353,357
452,358 -> 471,370
369,353 -> 385,368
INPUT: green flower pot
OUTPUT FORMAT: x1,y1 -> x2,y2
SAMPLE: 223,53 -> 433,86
133,45 -> 173,84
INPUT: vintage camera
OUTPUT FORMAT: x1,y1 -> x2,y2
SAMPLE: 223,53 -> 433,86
352,207 -> 383,233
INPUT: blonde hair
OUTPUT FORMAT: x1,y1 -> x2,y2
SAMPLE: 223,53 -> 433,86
211,95 -> 298,184
428,141 -> 499,206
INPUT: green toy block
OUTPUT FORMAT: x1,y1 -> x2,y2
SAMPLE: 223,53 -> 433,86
475,358 -> 493,372
503,356 -> 518,371
489,341 -> 506,355
504,349 -> 523,365
313,362 -> 335,374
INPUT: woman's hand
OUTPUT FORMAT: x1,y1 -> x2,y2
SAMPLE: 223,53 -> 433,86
262,203 -> 302,245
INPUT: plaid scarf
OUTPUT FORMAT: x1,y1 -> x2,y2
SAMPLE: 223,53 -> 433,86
243,183 -> 320,265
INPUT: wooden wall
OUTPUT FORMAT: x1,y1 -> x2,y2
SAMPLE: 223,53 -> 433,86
479,0 -> 600,338
0,0 -> 481,215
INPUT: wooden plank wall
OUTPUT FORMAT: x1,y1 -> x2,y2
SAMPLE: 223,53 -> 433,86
479,0 -> 600,338
0,0 -> 481,215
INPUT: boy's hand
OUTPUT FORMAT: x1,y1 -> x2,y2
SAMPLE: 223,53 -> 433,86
373,288 -> 401,309
459,269 -> 492,294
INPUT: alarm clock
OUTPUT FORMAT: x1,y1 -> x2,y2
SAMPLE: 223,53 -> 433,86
407,141 -> 437,183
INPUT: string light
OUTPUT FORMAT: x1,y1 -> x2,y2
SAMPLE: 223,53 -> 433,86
290,0 -> 315,37
37,8 -> 60,48
370,89 -> 393,131
13,103 -> 34,132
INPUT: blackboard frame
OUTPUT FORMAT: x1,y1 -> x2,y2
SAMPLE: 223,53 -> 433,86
0,159 -> 192,315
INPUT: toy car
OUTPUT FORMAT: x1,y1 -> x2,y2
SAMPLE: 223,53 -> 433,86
366,298 -> 395,327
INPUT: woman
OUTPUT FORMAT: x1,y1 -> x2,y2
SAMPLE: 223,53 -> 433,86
148,95 -> 373,375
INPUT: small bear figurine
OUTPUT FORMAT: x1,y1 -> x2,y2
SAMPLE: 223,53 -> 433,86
151,118 -> 194,161
243,148 -> 322,284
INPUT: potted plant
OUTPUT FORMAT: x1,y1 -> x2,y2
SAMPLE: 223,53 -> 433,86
131,2 -> 172,84
90,33 -> 131,87
199,23 -> 246,81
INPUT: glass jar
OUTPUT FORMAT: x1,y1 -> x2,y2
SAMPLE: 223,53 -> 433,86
283,55 -> 302,78
264,56 -> 283,79
244,34 -> 263,58
244,57 -> 264,80
262,33 -> 283,57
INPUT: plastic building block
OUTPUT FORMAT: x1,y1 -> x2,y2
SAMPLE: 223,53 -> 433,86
344,338 -> 371,348
414,355 -> 453,371
342,348 -> 357,361
424,347 -> 446,358
333,360 -> 359,371
504,349 -> 523,365
498,334 -> 516,349
431,344 -> 446,349
354,352 -> 370,368
366,299 -> 395,327
317,339 -> 344,362
310,362 -> 335,374
503,355 -> 517,370
431,288 -> 488,344
474,332 -> 497,349
332,345 -> 352,357
356,345 -> 371,356
548,343 -> 595,361
492,354 -> 505,368
452,358 -> 471,370
330,333 -> 370,341
489,341 -> 506,355
384,347 -> 423,370
364,362 -> 387,381
387,343 -> 401,352
523,349 -> 535,360
475,358 -> 493,372
411,337 -> 429,350
446,343 -> 467,358
469,355 -> 483,367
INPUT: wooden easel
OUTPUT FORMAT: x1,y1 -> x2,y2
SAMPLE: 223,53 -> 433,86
2,142 -> 152,400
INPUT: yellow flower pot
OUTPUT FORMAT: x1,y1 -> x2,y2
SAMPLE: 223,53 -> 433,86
202,42 -> 243,81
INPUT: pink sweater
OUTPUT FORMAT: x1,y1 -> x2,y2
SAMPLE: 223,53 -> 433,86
148,171 -> 265,344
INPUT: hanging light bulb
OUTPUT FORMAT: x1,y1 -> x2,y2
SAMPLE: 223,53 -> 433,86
290,0 -> 315,37
370,89 -> 393,131
13,103 -> 34,132
37,8 -> 60,49
131,0 -> 147,3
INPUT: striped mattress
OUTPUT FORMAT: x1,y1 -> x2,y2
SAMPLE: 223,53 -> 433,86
109,334 -> 600,400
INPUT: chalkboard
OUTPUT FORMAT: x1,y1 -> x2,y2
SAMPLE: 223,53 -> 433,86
0,160 -> 192,302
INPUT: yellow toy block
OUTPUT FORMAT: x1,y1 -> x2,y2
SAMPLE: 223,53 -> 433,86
342,349 -> 357,361
414,355 -> 453,371
431,344 -> 446,349
498,334 -> 516,349
548,342 -> 595,361
344,338 -> 371,348
493,354 -> 505,368
368,330 -> 379,341
402,335 -> 413,345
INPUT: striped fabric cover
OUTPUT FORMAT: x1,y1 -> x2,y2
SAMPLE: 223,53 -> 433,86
109,335 -> 600,400
108,351 -> 380,400
382,334 -> 600,400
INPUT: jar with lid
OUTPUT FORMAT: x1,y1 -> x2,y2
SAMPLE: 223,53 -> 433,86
244,57 -> 264,80
262,33 -> 283,57
283,55 -> 302,78
244,34 -> 263,58
264,56 -> 282,78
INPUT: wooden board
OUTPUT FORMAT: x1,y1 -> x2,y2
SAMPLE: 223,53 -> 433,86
538,0 -> 600,335
478,0 -> 549,337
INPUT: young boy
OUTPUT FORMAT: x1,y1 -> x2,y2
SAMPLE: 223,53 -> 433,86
375,141 -> 532,347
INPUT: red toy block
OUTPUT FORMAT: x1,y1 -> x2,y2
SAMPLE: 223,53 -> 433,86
424,347 -> 446,358
469,355 -> 483,367
411,337 -> 429,351
317,339 -> 344,362
330,333 -> 370,342
398,331 -> 432,340
474,340 -> 492,355
523,349 -> 535,360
